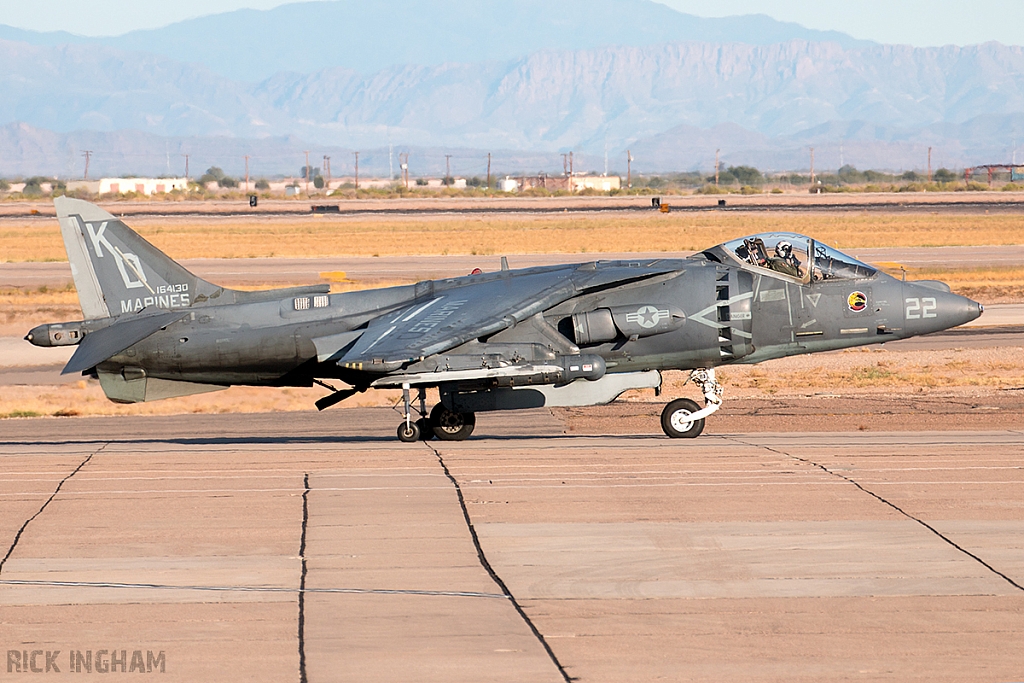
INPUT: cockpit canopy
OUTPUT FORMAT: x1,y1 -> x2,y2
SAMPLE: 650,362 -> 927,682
703,233 -> 876,282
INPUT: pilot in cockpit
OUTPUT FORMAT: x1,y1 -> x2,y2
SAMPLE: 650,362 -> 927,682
769,241 -> 803,278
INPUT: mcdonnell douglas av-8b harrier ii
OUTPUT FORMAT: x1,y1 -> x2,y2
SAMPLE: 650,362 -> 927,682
27,198 -> 982,441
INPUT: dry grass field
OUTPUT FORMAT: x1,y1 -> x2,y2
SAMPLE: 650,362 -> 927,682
3,211 -> 1024,262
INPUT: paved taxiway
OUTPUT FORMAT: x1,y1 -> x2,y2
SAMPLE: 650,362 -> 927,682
2,410 -> 1023,681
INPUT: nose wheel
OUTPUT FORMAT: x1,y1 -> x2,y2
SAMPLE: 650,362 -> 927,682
660,368 -> 723,439
661,398 -> 705,438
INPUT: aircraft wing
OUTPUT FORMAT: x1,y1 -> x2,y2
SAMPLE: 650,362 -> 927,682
338,263 -> 675,372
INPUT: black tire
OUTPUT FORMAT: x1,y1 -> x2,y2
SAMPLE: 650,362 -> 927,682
430,403 -> 476,441
661,398 -> 705,438
416,417 -> 435,441
397,421 -> 421,443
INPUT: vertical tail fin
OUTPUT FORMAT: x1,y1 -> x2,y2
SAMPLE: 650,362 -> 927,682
55,197 -> 216,319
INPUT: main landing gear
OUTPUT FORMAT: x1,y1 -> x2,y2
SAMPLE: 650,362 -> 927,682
660,368 -> 723,439
396,384 -> 476,443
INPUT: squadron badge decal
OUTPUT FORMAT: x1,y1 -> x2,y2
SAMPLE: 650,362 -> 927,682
847,291 -> 867,312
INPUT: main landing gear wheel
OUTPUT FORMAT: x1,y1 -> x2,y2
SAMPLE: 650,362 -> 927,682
661,398 -> 705,439
430,403 -> 476,441
397,421 -> 421,443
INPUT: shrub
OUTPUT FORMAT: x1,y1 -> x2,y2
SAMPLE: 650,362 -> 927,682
728,165 -> 763,185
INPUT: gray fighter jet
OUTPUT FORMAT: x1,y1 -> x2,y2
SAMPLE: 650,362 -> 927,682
27,197 -> 982,441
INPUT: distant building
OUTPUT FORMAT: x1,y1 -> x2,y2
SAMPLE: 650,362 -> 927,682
498,176 -> 520,192
516,174 -> 567,192
98,177 -> 188,195
571,174 -> 621,192
512,173 -> 621,193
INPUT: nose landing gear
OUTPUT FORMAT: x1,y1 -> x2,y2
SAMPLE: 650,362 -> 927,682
660,368 -> 723,438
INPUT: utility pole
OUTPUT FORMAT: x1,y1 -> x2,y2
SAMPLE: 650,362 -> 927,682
324,155 -> 331,191
715,149 -> 720,186
353,151 -> 359,190
304,150 -> 310,195
561,153 -> 569,177
182,154 -> 190,183
486,152 -> 491,189
82,150 -> 93,180
444,154 -> 452,185
244,155 -> 250,193
569,151 -> 574,192
627,150 -> 633,189
809,147 -> 815,188
928,147 -> 933,183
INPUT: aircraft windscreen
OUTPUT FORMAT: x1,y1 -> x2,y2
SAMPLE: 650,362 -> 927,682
811,242 -> 877,281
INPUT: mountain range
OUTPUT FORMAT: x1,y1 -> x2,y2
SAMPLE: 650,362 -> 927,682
0,0 -> 872,81
1,0 -> 1021,177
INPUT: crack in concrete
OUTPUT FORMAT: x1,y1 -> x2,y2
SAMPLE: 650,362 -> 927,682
427,442 -> 574,682
0,442 -> 107,576
730,436 -> 1024,593
298,472 -> 309,683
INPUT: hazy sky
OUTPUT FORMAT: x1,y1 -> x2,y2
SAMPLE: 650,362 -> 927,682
4,0 -> 1022,46
658,0 -> 1024,47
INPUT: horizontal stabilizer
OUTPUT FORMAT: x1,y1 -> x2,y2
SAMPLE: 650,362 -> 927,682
62,310 -> 187,375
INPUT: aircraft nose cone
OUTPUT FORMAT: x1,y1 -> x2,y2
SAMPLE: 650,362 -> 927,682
903,283 -> 983,335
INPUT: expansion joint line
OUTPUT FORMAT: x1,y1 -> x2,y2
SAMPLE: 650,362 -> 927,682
298,473 -> 310,683
733,437 -> 1024,593
427,443 -> 574,683
0,442 -> 108,575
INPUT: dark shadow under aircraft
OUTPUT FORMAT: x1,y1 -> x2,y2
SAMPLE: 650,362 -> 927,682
27,198 -> 982,441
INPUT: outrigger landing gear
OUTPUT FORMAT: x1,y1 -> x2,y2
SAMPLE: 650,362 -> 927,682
397,383 -> 433,443
661,368 -> 724,439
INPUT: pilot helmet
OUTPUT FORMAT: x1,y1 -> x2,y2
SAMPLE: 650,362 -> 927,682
776,241 -> 793,258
